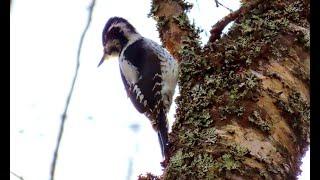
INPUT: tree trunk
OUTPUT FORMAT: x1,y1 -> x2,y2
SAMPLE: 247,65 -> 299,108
146,0 -> 309,179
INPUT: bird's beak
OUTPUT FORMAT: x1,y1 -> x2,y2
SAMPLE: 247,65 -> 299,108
98,53 -> 107,67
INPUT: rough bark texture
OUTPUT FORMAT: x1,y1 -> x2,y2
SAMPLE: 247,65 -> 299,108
143,0 -> 309,179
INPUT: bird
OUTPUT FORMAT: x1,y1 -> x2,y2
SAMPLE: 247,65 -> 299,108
98,17 -> 178,158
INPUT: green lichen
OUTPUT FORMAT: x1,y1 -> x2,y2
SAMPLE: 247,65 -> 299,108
160,0 -> 309,178
157,16 -> 169,29
173,14 -> 189,28
231,144 -> 250,157
284,1 -> 308,26
178,129 -> 197,146
200,128 -> 217,144
295,29 -> 310,50
169,149 -> 186,170
248,110 -> 271,132
190,153 -> 215,177
147,3 -> 159,18
220,0 -> 307,66
288,91 -> 310,143
219,105 -> 245,120
166,149 -> 202,179
167,150 -> 245,179
291,66 -> 310,85
275,90 -> 310,148
221,154 -> 241,170
178,127 -> 217,148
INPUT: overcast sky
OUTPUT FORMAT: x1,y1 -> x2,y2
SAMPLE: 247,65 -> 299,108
10,0 -> 309,179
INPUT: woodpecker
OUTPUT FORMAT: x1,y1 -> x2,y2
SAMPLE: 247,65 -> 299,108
98,17 -> 178,158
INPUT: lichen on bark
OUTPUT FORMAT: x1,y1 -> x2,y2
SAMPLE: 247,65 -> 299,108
146,0 -> 309,179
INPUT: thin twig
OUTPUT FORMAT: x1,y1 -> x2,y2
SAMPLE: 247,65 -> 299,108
10,171 -> 24,180
49,1 -> 96,180
208,0 -> 261,43
126,157 -> 133,180
214,0 -> 219,7
216,0 -> 233,12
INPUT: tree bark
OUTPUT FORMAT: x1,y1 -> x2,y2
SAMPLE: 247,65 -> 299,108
146,0 -> 309,179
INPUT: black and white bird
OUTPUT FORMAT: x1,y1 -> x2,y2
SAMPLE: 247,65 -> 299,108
98,17 -> 178,158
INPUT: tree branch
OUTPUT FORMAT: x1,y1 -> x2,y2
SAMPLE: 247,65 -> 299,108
214,0 -> 233,12
10,171 -> 24,180
149,0 -> 201,61
208,0 -> 260,43
214,0 -> 219,7
49,1 -> 96,180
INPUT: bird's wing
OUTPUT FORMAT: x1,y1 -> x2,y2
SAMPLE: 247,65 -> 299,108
121,38 -> 170,156
120,38 -> 163,116
119,71 -> 146,113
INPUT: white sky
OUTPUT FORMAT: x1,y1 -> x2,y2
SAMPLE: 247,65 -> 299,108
10,0 -> 309,180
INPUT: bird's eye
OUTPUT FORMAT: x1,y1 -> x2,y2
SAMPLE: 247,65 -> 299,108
112,40 -> 121,48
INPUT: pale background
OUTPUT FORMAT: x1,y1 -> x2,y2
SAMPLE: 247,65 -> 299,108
10,0 -> 310,179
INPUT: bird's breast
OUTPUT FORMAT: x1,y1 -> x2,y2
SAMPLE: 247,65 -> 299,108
119,58 -> 139,85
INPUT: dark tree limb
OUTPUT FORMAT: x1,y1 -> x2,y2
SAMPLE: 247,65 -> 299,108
49,1 -> 96,180
208,0 -> 260,43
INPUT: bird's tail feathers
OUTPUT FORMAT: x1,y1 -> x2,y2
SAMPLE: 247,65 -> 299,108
157,110 -> 168,158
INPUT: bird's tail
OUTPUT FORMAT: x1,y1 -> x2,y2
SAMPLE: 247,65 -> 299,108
157,110 -> 169,158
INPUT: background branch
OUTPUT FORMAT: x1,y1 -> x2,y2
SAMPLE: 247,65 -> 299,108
214,0 -> 233,12
49,1 -> 96,180
10,171 -> 24,180
214,0 -> 219,7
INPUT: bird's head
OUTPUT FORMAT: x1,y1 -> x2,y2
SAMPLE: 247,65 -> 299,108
98,17 -> 139,67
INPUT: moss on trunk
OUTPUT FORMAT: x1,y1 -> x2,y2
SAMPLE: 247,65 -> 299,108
145,0 -> 309,179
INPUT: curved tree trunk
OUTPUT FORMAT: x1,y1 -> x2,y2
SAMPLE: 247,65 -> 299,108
143,0 -> 309,179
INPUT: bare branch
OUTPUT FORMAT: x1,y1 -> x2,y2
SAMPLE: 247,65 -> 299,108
49,1 -> 96,180
10,171 -> 24,180
125,157 -> 133,180
214,0 -> 219,7
208,0 -> 260,43
215,0 -> 233,12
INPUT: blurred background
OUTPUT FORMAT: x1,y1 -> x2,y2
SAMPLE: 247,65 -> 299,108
10,0 -> 310,179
